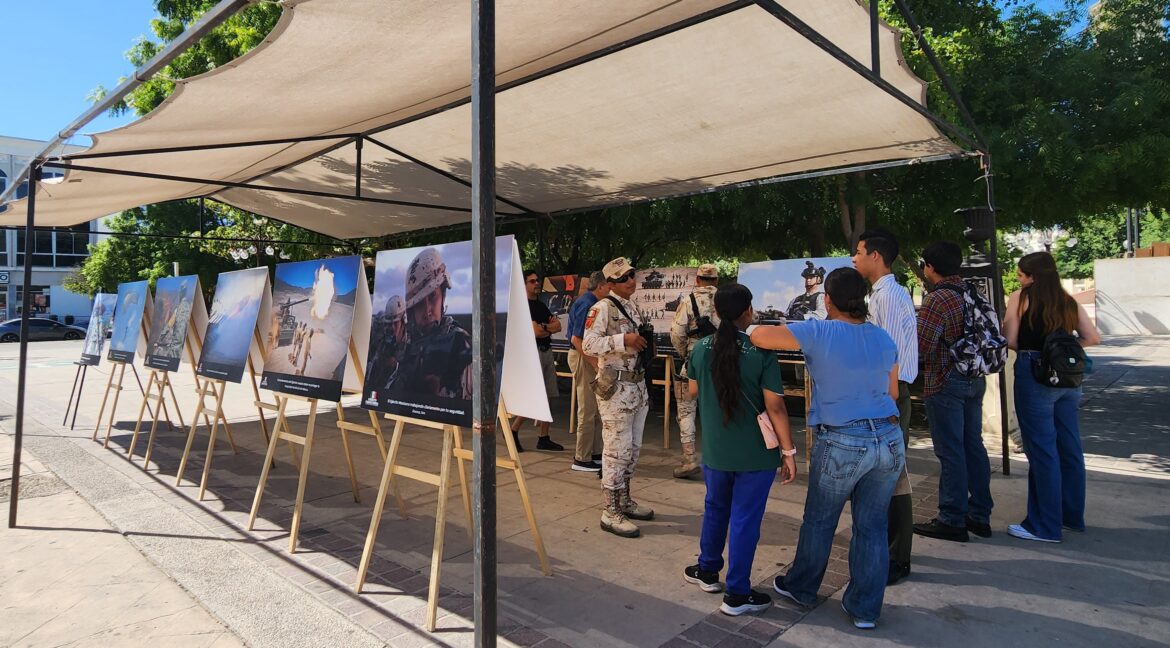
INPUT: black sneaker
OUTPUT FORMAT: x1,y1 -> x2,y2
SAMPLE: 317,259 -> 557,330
913,518 -> 969,543
967,517 -> 993,538
571,459 -> 601,472
720,590 -> 772,616
887,560 -> 911,586
536,436 -> 564,451
592,453 -> 602,462
683,565 -> 724,593
511,429 -> 524,453
772,575 -> 811,607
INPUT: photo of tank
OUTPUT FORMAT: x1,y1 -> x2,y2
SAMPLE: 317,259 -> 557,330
144,275 -> 200,372
630,266 -> 697,335
260,256 -> 362,402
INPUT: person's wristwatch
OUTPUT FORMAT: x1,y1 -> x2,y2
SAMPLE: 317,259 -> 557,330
781,447 -> 798,457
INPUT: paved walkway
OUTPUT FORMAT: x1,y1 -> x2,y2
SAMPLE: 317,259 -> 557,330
1,337 -> 1167,647
0,435 -> 243,648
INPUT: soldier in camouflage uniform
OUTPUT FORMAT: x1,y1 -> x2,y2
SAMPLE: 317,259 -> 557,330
669,263 -> 720,479
391,248 -> 473,401
366,295 -> 409,396
784,261 -> 827,321
583,257 -> 655,538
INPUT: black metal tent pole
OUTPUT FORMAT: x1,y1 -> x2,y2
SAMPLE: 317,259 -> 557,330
8,161 -> 39,528
470,0 -> 498,644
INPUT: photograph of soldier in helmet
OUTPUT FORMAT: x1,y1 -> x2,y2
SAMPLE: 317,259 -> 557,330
784,261 -> 828,321
144,275 -> 199,372
363,239 -> 512,426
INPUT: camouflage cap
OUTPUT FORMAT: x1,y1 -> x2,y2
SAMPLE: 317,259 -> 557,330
697,263 -> 719,279
603,257 -> 635,281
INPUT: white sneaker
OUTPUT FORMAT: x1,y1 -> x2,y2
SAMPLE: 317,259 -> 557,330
1007,524 -> 1061,543
842,601 -> 876,629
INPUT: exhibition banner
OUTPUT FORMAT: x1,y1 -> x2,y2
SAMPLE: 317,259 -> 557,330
259,256 -> 362,402
539,274 -> 586,345
630,266 -> 697,333
80,293 -> 117,366
362,235 -> 549,427
144,275 -> 202,372
737,256 -> 853,324
107,281 -> 150,363
196,267 -> 269,383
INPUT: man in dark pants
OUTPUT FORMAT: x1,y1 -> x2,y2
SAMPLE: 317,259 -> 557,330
913,242 -> 994,543
853,229 -> 918,584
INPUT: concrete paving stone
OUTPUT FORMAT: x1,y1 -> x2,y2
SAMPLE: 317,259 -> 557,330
714,633 -> 768,648
680,622 -> 732,646
503,625 -> 550,646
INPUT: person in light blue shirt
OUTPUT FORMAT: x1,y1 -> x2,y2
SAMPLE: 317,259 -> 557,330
751,267 -> 903,630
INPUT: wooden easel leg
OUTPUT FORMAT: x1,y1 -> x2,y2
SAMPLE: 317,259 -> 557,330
499,407 -> 552,576
288,398 -> 319,553
197,387 -> 226,501
164,372 -> 186,430
92,366 -> 117,442
208,381 -> 238,454
248,396 -> 288,531
354,418 -> 406,593
143,373 -> 171,470
128,370 -> 157,460
336,404 -> 362,503
131,364 -> 169,432
176,379 -> 211,486
103,363 -> 128,449
424,426 -> 455,632
450,426 -> 473,537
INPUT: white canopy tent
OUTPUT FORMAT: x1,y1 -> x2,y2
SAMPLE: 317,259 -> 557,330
4,1 -> 991,644
1,0 -> 969,238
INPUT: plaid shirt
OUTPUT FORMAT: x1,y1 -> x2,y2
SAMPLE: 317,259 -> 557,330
917,276 -> 966,397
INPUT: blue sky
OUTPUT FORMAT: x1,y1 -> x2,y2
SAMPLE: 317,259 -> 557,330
2,2 -> 1080,148
1,2 -> 158,144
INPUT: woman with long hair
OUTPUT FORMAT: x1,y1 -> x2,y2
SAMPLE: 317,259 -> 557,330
751,267 -> 902,630
682,283 -> 797,617
1002,251 -> 1100,542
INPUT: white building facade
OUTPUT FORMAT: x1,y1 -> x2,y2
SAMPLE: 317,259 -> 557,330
0,135 -> 101,324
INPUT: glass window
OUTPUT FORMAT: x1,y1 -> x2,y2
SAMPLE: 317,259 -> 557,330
53,224 -> 91,267
15,230 -> 58,267
15,286 -> 50,315
0,169 -> 6,194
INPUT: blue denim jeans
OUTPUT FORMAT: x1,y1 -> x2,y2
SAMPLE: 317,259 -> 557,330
784,420 -> 904,623
1013,352 -> 1085,540
924,370 -> 993,527
698,467 -> 776,595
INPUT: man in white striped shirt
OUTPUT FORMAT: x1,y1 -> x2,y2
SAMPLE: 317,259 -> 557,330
853,229 -> 918,586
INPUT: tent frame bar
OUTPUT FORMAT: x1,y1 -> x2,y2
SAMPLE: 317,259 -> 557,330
62,133 -> 360,161
42,161 -> 480,215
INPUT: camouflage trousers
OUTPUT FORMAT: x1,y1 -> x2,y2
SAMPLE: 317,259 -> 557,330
598,382 -> 649,492
674,380 -> 697,446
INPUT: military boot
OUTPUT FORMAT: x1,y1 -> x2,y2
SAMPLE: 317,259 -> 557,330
673,442 -> 701,479
601,489 -> 640,538
621,483 -> 655,521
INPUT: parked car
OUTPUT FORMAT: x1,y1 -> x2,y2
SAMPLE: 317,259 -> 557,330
0,318 -> 87,342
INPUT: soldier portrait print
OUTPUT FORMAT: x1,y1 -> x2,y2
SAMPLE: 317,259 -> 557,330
737,257 -> 854,325
362,238 -> 513,427
261,256 -> 362,402
144,275 -> 199,372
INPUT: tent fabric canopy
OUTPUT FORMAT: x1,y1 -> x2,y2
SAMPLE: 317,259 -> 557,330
2,0 -> 964,239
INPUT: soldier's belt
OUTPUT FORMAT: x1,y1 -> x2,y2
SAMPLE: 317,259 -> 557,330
614,369 -> 645,383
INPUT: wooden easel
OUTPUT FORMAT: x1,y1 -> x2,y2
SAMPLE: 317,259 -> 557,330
127,368 -> 186,468
93,360 -> 170,447
335,340 -> 390,503
658,354 -> 675,449
175,377 -> 239,499
354,402 -> 551,632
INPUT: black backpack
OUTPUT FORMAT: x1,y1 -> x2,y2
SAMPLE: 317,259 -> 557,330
688,294 -> 717,338
1032,329 -> 1087,388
